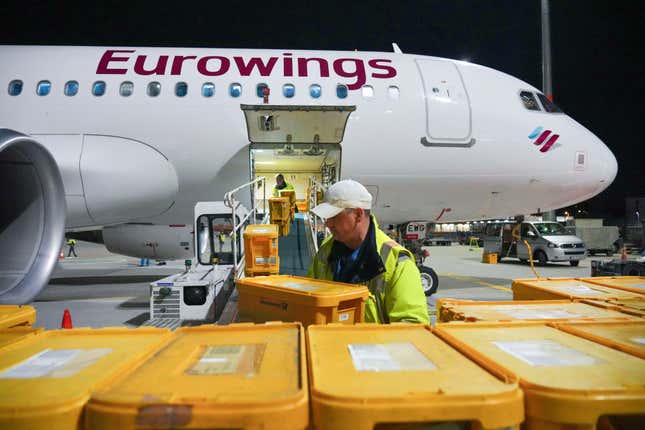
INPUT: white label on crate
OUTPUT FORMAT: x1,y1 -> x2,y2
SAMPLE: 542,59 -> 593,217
338,313 -> 350,322
630,337 -> 645,345
348,342 -> 436,372
187,344 -> 266,376
556,285 -> 598,295
0,348 -> 112,379
281,282 -> 318,292
498,309 -> 582,320
629,283 -> 645,289
492,340 -> 604,367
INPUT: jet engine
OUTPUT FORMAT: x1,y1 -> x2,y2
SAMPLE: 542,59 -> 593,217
0,129 -> 66,304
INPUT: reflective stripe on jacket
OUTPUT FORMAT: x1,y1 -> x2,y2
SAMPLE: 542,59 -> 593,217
307,217 -> 429,324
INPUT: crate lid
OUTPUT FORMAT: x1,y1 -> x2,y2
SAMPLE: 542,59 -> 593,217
243,224 -> 279,237
88,323 -> 307,415
0,305 -> 36,329
237,275 -> 370,306
554,320 -> 645,359
0,327 -> 43,349
435,322 -> 645,392
513,278 -> 643,300
579,276 -> 645,295
440,299 -> 640,323
307,324 -> 522,428
582,298 -> 645,317
0,328 -> 171,413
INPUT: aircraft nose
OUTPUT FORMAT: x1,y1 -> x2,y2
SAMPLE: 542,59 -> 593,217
590,136 -> 618,194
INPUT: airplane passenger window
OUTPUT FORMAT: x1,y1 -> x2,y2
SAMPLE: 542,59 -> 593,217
536,93 -> 563,113
175,82 -> 188,97
92,81 -> 106,96
8,80 -> 23,96
388,86 -> 400,100
336,84 -> 348,99
147,82 -> 161,97
64,80 -> 79,96
283,83 -> 295,98
36,80 -> 51,96
519,91 -> 540,111
256,83 -> 268,98
119,81 -> 134,97
202,82 -> 215,97
362,85 -> 374,98
230,83 -> 242,97
309,84 -> 321,98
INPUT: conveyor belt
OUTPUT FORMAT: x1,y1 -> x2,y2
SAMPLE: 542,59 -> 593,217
278,215 -> 312,276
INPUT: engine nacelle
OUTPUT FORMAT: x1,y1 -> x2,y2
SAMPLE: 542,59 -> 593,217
103,223 -> 193,260
0,129 -> 66,304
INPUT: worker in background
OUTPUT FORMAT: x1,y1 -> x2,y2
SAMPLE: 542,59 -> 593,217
66,237 -> 78,258
273,173 -> 294,197
307,180 -> 429,324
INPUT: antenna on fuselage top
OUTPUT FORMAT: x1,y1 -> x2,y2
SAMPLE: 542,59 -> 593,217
392,43 -> 403,54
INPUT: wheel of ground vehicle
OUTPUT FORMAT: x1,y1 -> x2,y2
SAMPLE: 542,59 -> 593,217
419,265 -> 439,296
570,260 -> 580,267
534,250 -> 548,266
606,249 -> 614,257
623,262 -> 643,276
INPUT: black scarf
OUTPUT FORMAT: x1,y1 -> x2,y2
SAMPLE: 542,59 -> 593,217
328,217 -> 386,284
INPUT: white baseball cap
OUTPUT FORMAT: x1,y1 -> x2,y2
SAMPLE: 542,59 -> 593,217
311,179 -> 372,219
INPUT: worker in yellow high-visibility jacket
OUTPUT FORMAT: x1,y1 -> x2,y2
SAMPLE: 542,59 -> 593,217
272,173 -> 294,197
307,180 -> 429,324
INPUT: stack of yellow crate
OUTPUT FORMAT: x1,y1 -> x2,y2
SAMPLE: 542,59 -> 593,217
279,189 -> 296,222
269,197 -> 291,236
243,224 -> 279,277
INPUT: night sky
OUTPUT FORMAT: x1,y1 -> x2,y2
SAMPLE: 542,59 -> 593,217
1,0 -> 642,220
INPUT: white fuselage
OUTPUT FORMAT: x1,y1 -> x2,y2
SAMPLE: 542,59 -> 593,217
0,46 -> 617,228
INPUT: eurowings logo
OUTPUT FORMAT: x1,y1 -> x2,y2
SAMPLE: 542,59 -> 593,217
528,126 -> 560,153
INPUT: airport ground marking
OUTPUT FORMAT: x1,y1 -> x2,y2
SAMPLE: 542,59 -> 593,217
439,272 -> 512,293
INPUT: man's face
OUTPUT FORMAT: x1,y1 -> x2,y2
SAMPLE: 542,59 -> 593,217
276,176 -> 284,186
325,208 -> 359,245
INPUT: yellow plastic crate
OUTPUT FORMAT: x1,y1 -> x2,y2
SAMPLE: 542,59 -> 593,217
482,253 -> 498,264
307,324 -> 524,430
243,224 -> 279,275
583,298 -> 645,318
0,327 -> 171,430
512,277 -> 643,301
269,197 -> 291,223
434,323 -> 645,429
0,327 -> 42,349
0,305 -> 36,329
278,220 -> 291,237
436,299 -> 642,323
554,320 -> 645,359
237,275 -> 369,326
579,276 -> 645,295
86,323 -> 308,430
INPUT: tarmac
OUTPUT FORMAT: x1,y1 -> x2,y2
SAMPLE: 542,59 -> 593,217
30,241 -> 624,329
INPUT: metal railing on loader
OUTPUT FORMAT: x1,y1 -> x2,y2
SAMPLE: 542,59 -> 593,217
307,177 -> 331,253
224,176 -> 269,279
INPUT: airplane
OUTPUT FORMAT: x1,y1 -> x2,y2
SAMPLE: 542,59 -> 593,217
0,45 -> 617,303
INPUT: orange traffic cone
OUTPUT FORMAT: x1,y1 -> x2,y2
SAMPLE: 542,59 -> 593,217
59,251 -> 65,259
621,247 -> 628,262
61,308 -> 73,329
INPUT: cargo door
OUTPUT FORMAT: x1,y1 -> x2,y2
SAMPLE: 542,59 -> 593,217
415,59 -> 474,147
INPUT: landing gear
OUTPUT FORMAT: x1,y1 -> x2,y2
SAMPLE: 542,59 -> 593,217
419,265 -> 439,296
570,260 -> 580,267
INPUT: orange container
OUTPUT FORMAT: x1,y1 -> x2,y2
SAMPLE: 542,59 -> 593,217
0,305 -> 36,329
553,320 -> 645,359
512,277 -> 643,301
0,327 -> 42,349
237,275 -> 369,326
279,190 -> 296,221
295,201 -> 307,212
86,323 -> 308,430
307,324 -> 524,430
434,323 -> 645,429
437,299 -> 642,323
482,253 -> 498,264
578,276 -> 645,295
582,298 -> 645,318
243,224 -> 279,276
278,219 -> 291,237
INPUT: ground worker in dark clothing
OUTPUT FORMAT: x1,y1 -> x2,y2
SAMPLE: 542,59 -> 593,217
66,238 -> 78,257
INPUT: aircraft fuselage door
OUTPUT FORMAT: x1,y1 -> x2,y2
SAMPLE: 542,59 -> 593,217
416,59 -> 473,146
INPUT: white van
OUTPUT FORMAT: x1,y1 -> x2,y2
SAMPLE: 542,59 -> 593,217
483,221 -> 586,266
